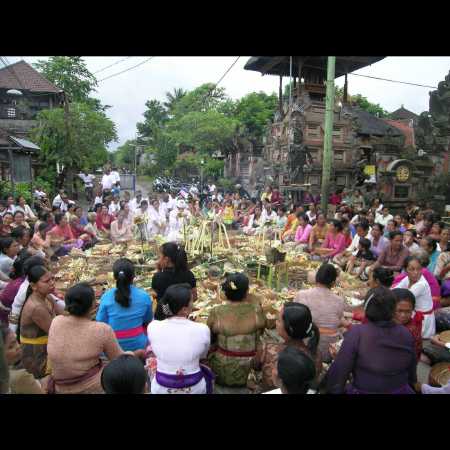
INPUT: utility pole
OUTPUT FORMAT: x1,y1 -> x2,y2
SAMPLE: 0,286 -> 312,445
320,57 -> 336,216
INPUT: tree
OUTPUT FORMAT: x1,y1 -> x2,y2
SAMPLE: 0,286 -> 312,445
163,88 -> 187,114
234,92 -> 278,139
172,83 -> 228,115
335,87 -> 389,117
136,100 -> 169,140
31,103 -> 117,191
34,57 -> 98,104
167,110 -> 238,156
114,139 -> 137,168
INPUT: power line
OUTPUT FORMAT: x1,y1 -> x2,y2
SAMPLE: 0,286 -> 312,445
349,72 -> 438,90
98,57 -> 154,83
93,57 -> 133,74
214,56 -> 241,88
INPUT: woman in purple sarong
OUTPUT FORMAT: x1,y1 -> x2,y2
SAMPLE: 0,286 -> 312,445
146,283 -> 213,394
326,287 -> 417,394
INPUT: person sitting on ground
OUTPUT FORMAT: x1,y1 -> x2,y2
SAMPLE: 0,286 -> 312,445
294,214 -> 313,251
95,205 -> 113,238
420,236 -> 440,274
384,219 -> 399,238
151,242 -> 197,320
0,238 -> 21,283
147,283 -> 212,394
392,288 -> 423,360
403,229 -> 420,255
333,221 -> 371,270
208,273 -> 266,388
97,259 -> 153,352
47,283 -> 142,394
30,223 -> 53,258
375,206 -> 393,227
10,227 -> 38,258
345,237 -> 376,279
311,220 -> 346,260
369,231 -> 409,276
307,213 -> 328,251
101,354 -> 148,394
17,265 -> 60,379
251,302 -> 322,393
11,211 -> 30,230
110,210 -> 134,245
108,195 -> 121,217
243,205 -> 263,236
263,346 -> 317,395
14,196 -> 36,222
84,212 -> 100,241
392,248 -> 441,310
436,226 -> 449,253
0,213 -> 13,237
294,264 -> 346,362
281,204 -> 303,241
393,256 -> 436,339
0,324 -> 44,394
48,212 -> 84,255
0,252 -> 31,326
326,287 -> 417,394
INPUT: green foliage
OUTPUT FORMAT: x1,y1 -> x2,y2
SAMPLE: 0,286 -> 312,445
0,182 -> 32,203
114,140 -> 137,168
34,57 -> 98,104
352,94 -> 389,118
163,88 -> 187,115
136,100 -> 168,139
234,92 -> 278,138
173,153 -> 224,178
31,102 -> 117,171
217,177 -> 234,191
33,176 -> 54,198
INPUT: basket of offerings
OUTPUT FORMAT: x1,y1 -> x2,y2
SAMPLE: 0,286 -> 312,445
265,244 -> 286,264
429,362 -> 450,387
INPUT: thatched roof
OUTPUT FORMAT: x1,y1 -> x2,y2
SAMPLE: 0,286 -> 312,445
350,108 -> 404,137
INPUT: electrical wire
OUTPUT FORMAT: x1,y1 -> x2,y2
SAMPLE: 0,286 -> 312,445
98,57 -> 154,83
348,72 -> 438,90
93,57 -> 132,74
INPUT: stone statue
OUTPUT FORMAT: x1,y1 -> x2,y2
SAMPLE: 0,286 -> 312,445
429,72 -> 450,134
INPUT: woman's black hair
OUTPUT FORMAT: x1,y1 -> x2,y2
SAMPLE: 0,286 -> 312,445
54,212 -> 65,225
221,272 -> 249,302
11,226 -> 29,241
113,258 -> 135,308
392,288 -> 416,309
0,237 -> 15,254
38,222 -> 48,233
406,229 -> 417,238
315,263 -> 337,288
364,287 -> 396,323
140,200 -> 148,208
389,230 -> 403,240
403,255 -> 422,271
372,267 -> 394,288
101,354 -> 147,394
23,256 -> 45,276
2,212 -> 13,220
357,220 -> 370,232
13,211 -> 24,218
160,283 -> 192,317
16,195 -> 26,204
282,302 -> 320,356
423,236 -> 438,253
359,237 -> 371,251
17,265 -> 48,343
10,251 -> 32,280
330,219 -> 343,232
94,204 -> 103,213
297,213 -> 309,223
161,242 -> 188,273
372,223 -> 384,233
65,283 -> 95,317
277,346 -> 316,394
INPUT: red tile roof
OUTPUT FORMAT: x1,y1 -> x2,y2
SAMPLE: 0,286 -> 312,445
383,119 -> 415,146
0,60 -> 62,93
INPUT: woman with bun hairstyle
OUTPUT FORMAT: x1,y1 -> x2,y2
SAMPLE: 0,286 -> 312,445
147,283 -> 212,394
152,242 -> 197,320
48,283 -> 143,394
96,258 -> 153,351
251,302 -> 322,392
207,272 -> 266,388
327,287 -> 417,394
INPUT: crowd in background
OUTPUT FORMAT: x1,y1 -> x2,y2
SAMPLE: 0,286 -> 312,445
1,169 -> 450,395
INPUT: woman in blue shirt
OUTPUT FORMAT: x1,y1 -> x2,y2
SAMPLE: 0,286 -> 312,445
96,258 -> 153,351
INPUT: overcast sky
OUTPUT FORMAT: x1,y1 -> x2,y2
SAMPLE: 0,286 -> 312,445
7,56 -> 450,150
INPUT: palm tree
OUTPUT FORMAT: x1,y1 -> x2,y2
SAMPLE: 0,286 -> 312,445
164,88 -> 187,112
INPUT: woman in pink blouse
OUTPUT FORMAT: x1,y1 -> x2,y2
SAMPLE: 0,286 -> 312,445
295,214 -> 313,251
311,220 -> 346,260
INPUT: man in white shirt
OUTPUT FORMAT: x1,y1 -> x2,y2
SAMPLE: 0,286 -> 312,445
58,193 -> 71,213
101,168 -> 114,195
167,200 -> 191,242
375,206 -> 394,227
110,167 -> 121,186
129,191 -> 143,213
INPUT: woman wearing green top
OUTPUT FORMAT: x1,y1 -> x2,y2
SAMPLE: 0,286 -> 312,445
207,273 -> 266,387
